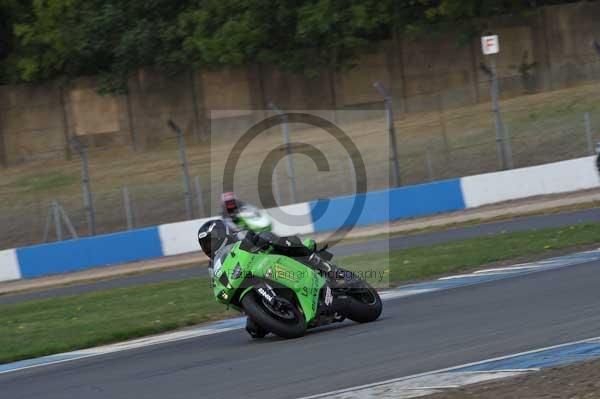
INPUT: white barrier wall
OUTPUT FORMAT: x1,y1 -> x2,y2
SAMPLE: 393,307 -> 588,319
157,203 -> 316,257
267,203 -> 315,236
0,249 -> 21,282
158,217 -> 215,256
461,156 -> 600,208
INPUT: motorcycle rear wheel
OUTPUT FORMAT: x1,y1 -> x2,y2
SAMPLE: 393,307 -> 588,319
241,292 -> 306,339
346,284 -> 383,323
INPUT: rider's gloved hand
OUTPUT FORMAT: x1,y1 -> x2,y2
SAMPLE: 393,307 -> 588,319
303,239 -> 317,253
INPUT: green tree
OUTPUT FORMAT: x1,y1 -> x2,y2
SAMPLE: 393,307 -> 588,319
395,0 -> 584,41
178,0 -> 392,76
2,0 -> 190,92
0,0 -> 33,83
0,0 -> 589,92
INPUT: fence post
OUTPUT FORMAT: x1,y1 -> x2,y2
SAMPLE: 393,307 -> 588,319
42,205 -> 53,242
490,56 -> 509,170
269,103 -> 298,204
425,146 -> 435,181
347,155 -> 356,192
585,112 -> 594,155
272,164 -> 282,206
436,94 -> 450,157
122,187 -> 134,230
52,200 -> 63,241
59,88 -> 72,160
504,124 -> 514,169
43,200 -> 77,242
373,81 -> 401,187
194,176 -> 205,217
71,137 -> 96,236
481,58 -> 509,170
167,120 -> 194,220
57,202 -> 78,238
125,91 -> 138,151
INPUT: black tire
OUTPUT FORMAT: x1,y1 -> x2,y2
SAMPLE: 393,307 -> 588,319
245,317 -> 268,339
241,292 -> 306,339
346,285 -> 383,323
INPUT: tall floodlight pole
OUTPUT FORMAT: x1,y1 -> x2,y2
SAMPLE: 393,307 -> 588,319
481,35 -> 510,170
373,81 -> 401,187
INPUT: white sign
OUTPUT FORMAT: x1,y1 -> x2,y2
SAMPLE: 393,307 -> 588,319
481,35 -> 500,55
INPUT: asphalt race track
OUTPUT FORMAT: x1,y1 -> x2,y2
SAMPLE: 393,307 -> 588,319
2,257 -> 600,398
1,206 -> 599,304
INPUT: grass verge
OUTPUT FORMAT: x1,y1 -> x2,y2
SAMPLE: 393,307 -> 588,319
343,222 -> 600,287
0,278 -> 236,364
2,222 -> 600,364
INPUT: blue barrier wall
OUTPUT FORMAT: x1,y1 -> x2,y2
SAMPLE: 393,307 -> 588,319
389,179 -> 466,220
3,156 -> 595,282
309,190 -> 389,232
9,178 -> 465,280
309,179 -> 465,232
17,227 -> 163,278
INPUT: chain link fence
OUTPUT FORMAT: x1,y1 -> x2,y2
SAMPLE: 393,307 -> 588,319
2,64 -> 600,249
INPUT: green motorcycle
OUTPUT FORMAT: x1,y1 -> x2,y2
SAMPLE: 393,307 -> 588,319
209,235 -> 382,339
234,204 -> 272,232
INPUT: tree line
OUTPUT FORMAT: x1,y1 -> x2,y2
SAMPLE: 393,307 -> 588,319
0,0 -> 587,93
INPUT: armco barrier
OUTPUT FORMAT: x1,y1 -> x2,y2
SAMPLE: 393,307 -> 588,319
1,155 -> 598,282
309,178 -> 465,232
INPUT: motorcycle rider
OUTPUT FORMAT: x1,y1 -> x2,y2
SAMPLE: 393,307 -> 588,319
198,219 -> 317,263
220,192 -> 245,231
197,219 -> 336,338
220,191 -> 273,233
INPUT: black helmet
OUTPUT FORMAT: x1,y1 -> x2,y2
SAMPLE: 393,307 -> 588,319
198,219 -> 230,258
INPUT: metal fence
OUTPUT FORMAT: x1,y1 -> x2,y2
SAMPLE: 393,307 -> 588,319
2,60 -> 600,249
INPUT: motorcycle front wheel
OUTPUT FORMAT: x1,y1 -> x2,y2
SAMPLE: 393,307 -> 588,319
241,292 -> 306,339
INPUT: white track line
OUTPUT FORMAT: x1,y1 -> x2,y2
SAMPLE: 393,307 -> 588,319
298,335 -> 600,398
472,265 -> 541,273
0,323 -> 244,375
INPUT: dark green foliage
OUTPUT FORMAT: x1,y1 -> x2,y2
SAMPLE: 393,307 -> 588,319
0,0 -> 590,92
